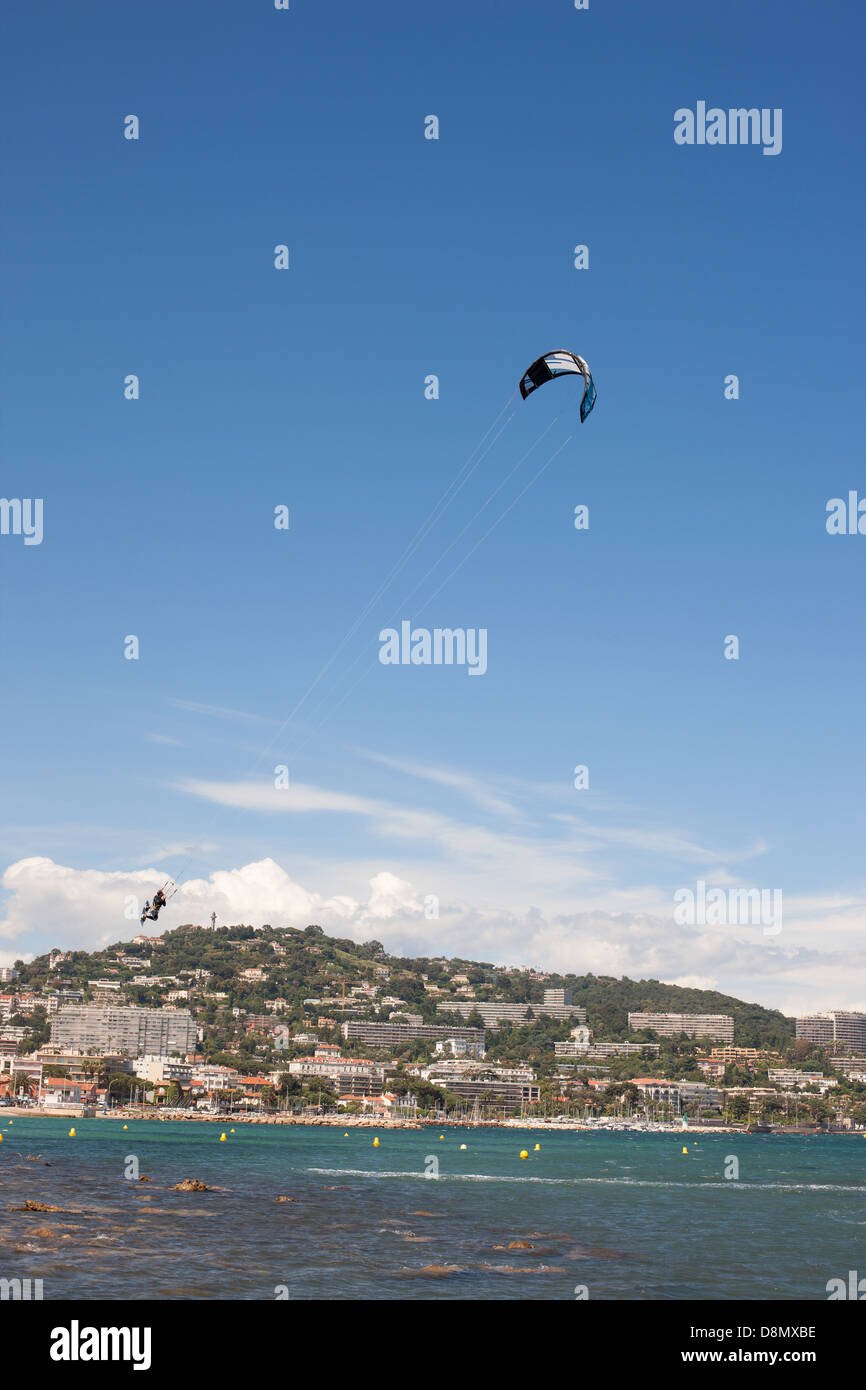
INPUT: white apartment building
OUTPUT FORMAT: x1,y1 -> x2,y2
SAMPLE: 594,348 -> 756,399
51,1004 -> 197,1055
627,1012 -> 734,1042
132,1054 -> 194,1085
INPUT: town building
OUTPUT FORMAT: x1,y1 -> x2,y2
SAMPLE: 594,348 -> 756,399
795,1012 -> 866,1052
708,1047 -> 765,1064
44,990 -> 85,1011
342,1021 -> 485,1049
438,1000 -> 586,1026
51,1004 -> 197,1056
188,1062 -> 242,1090
630,1077 -> 723,1111
35,1049 -> 127,1085
627,1012 -> 734,1042
697,1059 -> 726,1078
425,1072 -> 540,1107
132,1055 -> 194,1085
287,1049 -> 386,1097
0,1055 -> 43,1094
554,1039 -> 660,1059
432,1036 -> 487,1059
767,1069 -> 837,1091
41,1079 -> 85,1108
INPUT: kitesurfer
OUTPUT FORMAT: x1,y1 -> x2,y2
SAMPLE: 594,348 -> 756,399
140,888 -> 168,925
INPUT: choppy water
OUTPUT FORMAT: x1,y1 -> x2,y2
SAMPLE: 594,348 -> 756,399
1,1118 -> 863,1299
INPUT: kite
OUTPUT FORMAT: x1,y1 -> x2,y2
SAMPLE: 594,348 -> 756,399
519,350 -> 597,423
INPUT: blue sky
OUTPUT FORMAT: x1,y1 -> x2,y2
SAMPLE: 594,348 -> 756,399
1,1 -> 864,1012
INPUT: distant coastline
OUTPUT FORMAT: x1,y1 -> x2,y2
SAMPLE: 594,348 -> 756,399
4,1105 -> 855,1136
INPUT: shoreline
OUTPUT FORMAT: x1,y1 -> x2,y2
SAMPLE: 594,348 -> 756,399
3,1106 -> 856,1136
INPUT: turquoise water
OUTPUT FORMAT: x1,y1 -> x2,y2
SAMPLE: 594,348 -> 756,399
1,1119 -> 864,1300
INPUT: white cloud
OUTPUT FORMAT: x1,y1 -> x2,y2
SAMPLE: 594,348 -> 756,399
669,974 -> 719,991
169,699 -> 276,723
0,856 -> 432,957
175,777 -> 600,891
177,778 -> 382,819
551,813 -> 769,866
356,749 -> 522,820
6,854 -> 866,1013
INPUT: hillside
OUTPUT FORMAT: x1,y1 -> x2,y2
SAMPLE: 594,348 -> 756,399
12,920 -> 793,1050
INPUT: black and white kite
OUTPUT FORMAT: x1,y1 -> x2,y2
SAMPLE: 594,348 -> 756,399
519,350 -> 597,423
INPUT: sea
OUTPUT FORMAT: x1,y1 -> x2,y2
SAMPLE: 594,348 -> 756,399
1,1118 -> 863,1300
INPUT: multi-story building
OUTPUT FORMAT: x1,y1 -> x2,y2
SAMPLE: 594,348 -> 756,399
554,1040 -> 660,1059
432,1036 -> 487,1059
556,1065 -> 610,1084
287,1051 -> 386,1097
627,1013 -> 734,1043
0,1055 -> 43,1092
35,1049 -> 127,1085
132,1055 -> 194,1085
767,1069 -> 837,1091
0,1026 -> 27,1045
631,1078 -> 722,1111
833,1063 -> 866,1082
188,1062 -> 242,1090
420,1059 -> 536,1084
795,1012 -> 866,1053
45,989 -> 85,1010
51,1004 -> 196,1056
426,1073 -> 540,1107
708,1047 -> 764,1065
438,1001 -> 586,1027
342,1021 -> 485,1049
242,1015 -> 274,1032
543,988 -> 573,1006
697,1059 -> 726,1078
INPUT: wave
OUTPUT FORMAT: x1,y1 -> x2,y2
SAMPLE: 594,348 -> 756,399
306,1167 -> 866,1192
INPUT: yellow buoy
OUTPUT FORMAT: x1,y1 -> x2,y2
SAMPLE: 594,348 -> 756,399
534,1143 -> 541,1151
519,1149 -> 529,1160
69,1128 -> 76,1137
122,1124 -> 128,1130
230,1128 -> 235,1133
219,1132 -> 227,1142
373,1136 -> 380,1147
682,1146 -> 688,1154
459,1143 -> 467,1150
439,1135 -> 444,1141
344,1132 -> 349,1137
0,1133 -> 3,1143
